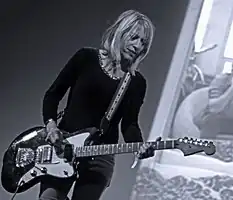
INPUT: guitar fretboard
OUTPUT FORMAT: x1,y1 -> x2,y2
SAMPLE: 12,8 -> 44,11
75,140 -> 176,157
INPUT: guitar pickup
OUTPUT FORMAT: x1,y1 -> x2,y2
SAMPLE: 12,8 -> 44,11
63,144 -> 74,162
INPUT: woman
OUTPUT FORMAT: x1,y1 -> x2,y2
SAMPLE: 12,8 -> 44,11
40,10 -> 156,200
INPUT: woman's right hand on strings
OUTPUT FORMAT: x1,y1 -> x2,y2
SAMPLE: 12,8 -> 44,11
45,119 -> 63,144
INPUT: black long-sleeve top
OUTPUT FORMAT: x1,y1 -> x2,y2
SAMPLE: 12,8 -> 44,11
42,47 -> 146,145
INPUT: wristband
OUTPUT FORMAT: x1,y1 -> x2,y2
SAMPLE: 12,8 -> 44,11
45,119 -> 55,126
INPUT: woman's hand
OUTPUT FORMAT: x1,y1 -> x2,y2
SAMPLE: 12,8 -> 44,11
45,119 -> 63,145
136,136 -> 162,159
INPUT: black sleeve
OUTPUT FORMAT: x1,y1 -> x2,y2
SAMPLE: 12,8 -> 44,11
42,48 -> 87,124
121,74 -> 147,143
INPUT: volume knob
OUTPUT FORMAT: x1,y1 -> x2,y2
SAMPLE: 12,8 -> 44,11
41,167 -> 47,173
63,170 -> 68,176
30,169 -> 37,177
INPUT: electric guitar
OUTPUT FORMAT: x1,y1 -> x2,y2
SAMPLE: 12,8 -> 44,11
1,126 -> 216,194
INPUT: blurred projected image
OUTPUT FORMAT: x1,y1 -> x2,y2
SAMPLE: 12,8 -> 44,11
131,0 -> 233,199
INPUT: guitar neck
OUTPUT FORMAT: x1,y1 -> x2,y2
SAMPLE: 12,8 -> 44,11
75,140 -> 176,157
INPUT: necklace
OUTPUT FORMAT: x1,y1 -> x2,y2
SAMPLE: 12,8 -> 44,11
98,51 -> 121,80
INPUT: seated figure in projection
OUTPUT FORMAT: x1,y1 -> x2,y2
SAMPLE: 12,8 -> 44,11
172,62 -> 233,140
39,10 -> 159,200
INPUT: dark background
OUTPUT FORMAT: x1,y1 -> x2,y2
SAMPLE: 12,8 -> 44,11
0,0 -> 189,199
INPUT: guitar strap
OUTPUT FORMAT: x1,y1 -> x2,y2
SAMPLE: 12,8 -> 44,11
99,72 -> 132,134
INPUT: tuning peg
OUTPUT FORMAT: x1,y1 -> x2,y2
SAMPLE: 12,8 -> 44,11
209,141 -> 214,145
203,141 -> 209,145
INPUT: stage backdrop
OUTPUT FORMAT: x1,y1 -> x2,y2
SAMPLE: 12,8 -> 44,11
131,0 -> 233,199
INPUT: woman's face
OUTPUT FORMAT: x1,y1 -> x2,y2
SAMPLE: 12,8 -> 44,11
121,25 -> 146,62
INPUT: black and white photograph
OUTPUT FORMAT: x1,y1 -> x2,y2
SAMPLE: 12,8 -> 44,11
1,0 -> 232,200
0,1 -> 189,200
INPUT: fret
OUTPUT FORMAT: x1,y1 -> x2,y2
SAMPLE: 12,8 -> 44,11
95,146 -> 98,155
158,141 -> 163,150
86,146 -> 91,156
114,144 -> 118,154
83,146 -> 86,156
109,144 -> 113,155
111,144 -> 114,154
77,146 -> 81,157
91,145 -> 95,156
115,144 -> 118,153
76,146 -> 81,157
100,145 -> 103,155
90,146 -> 93,156
102,145 -> 106,155
88,146 -> 92,156
153,141 -> 174,150
80,146 -> 84,157
132,143 -> 135,152
91,146 -> 95,156
127,143 -> 131,152
156,141 -> 159,150
104,145 -> 109,155
82,146 -> 86,156
86,146 -> 89,156
96,145 -> 100,156
107,145 -> 110,155
118,144 -> 122,153
101,145 -> 104,155
131,143 -> 135,152
117,144 -> 120,153
103,145 -> 107,155
97,145 -> 100,155
167,141 -> 174,149
130,143 -> 135,153
137,142 -> 140,151
83,146 -> 88,156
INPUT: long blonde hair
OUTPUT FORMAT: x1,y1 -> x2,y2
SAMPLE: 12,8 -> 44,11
101,10 -> 155,72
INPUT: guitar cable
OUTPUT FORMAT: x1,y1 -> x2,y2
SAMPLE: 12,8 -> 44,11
10,180 -> 24,200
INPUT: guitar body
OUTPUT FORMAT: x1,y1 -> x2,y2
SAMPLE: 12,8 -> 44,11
1,126 -> 92,194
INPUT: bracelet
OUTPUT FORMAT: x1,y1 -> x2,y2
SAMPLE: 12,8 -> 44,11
45,119 -> 55,126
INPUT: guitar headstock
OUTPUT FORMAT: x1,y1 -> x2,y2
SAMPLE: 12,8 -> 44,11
175,137 -> 216,156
